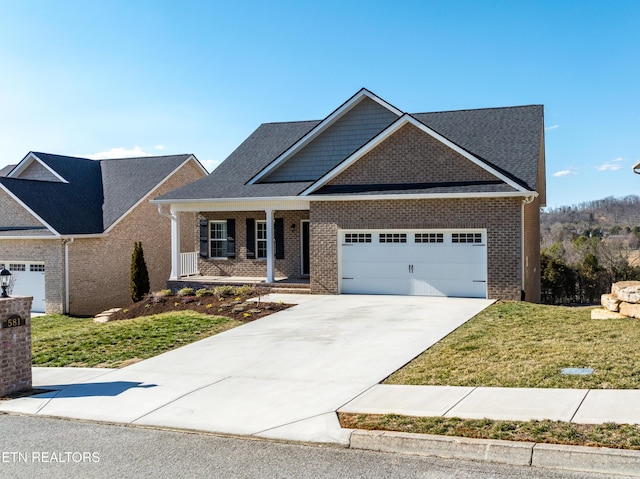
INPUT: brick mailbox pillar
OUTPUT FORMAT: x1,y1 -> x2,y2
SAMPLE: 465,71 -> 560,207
0,296 -> 33,397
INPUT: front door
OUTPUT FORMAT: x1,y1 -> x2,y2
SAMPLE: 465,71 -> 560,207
301,220 -> 310,276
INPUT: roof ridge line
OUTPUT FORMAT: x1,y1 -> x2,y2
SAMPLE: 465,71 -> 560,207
412,104 -> 543,115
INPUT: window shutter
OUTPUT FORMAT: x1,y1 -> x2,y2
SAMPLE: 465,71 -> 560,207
246,219 -> 256,259
275,218 -> 284,259
226,219 -> 236,258
199,219 -> 209,258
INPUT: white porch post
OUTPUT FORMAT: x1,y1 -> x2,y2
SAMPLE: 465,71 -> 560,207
169,208 -> 181,280
265,208 -> 275,283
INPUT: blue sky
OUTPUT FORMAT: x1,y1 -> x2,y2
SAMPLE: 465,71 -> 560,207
0,0 -> 637,208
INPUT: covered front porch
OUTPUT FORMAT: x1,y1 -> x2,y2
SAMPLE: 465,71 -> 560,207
159,198 -> 311,288
167,272 -> 310,294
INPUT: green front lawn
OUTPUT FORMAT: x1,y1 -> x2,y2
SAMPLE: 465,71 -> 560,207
385,301 -> 640,389
32,312 -> 242,368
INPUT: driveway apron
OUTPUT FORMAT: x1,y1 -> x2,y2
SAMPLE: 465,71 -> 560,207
2,295 -> 493,444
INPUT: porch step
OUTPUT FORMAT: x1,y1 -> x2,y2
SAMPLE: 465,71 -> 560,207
268,287 -> 311,295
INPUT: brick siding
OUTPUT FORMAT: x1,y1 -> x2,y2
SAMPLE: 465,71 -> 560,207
0,297 -> 33,396
0,188 -> 47,228
197,210 -> 309,279
327,123 -> 498,186
310,197 -> 524,301
66,161 -> 204,315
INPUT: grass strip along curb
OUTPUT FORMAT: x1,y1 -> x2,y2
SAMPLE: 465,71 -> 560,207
339,413 -> 640,450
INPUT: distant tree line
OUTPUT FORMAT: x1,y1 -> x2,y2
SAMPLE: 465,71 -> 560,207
540,196 -> 640,304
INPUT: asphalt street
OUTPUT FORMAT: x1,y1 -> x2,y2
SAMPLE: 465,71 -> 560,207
0,415 -> 622,479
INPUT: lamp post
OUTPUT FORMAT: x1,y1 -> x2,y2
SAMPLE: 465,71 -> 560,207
0,267 -> 11,298
633,161 -> 640,175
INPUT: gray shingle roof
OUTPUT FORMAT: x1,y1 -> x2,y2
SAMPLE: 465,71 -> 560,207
156,102 -> 543,202
0,152 -> 192,235
156,121 -> 320,201
0,164 -> 16,177
412,105 -> 543,191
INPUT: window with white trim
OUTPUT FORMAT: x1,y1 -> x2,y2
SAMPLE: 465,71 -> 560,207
415,233 -> 444,243
9,263 -> 26,271
452,233 -> 482,244
209,221 -> 228,258
345,233 -> 371,243
379,233 -> 407,243
30,264 -> 45,272
256,220 -> 267,259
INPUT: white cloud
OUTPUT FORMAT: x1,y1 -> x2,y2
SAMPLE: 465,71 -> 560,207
154,144 -> 166,150
86,146 -> 151,160
596,158 -> 624,171
200,159 -> 221,173
545,124 -> 560,131
553,169 -> 577,177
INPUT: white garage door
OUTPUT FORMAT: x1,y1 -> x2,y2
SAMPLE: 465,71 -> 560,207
1,262 -> 46,313
340,229 -> 487,298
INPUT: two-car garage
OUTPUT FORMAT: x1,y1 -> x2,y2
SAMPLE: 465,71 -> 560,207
339,229 -> 487,298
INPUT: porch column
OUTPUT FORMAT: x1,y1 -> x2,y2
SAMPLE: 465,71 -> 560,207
265,208 -> 275,282
169,208 -> 181,280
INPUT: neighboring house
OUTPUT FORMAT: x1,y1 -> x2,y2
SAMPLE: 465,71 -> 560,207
0,152 -> 207,314
153,89 -> 546,302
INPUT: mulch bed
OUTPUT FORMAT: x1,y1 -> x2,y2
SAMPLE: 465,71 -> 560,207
107,291 -> 292,322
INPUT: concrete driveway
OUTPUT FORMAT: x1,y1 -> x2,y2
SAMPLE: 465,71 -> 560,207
1,295 -> 493,444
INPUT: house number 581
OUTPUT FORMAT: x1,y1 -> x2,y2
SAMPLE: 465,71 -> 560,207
2,315 -> 25,328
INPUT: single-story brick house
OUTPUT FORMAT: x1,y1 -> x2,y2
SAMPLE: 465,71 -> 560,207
0,152 -> 207,314
154,89 -> 546,302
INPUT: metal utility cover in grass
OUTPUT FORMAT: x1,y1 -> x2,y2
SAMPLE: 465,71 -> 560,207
560,367 -> 594,375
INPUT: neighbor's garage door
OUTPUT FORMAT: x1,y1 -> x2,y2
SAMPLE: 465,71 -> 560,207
1,262 -> 46,312
340,230 -> 487,298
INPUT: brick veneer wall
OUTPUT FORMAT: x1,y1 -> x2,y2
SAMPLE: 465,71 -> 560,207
67,161 -> 204,315
197,210 -> 309,279
0,188 -> 46,228
0,296 -> 33,397
310,197 -> 524,300
0,187 -> 66,313
327,123 -> 499,186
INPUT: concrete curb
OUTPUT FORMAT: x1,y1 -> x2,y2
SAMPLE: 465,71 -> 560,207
533,442 -> 640,476
349,430 -> 640,476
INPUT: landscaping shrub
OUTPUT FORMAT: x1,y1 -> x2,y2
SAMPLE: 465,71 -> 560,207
196,288 -> 214,298
213,285 -> 236,297
130,241 -> 150,302
235,285 -> 255,297
177,287 -> 195,297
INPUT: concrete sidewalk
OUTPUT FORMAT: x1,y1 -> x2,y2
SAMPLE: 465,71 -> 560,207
0,294 -> 492,445
339,384 -> 640,424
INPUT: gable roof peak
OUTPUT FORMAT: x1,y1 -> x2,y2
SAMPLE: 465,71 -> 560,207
248,89 -> 404,184
0,151 -> 202,235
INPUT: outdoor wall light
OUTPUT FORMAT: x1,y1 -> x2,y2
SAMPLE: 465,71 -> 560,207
0,267 -> 11,298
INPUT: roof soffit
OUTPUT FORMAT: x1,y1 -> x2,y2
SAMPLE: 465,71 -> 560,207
301,114 -> 530,196
248,88 -> 403,184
